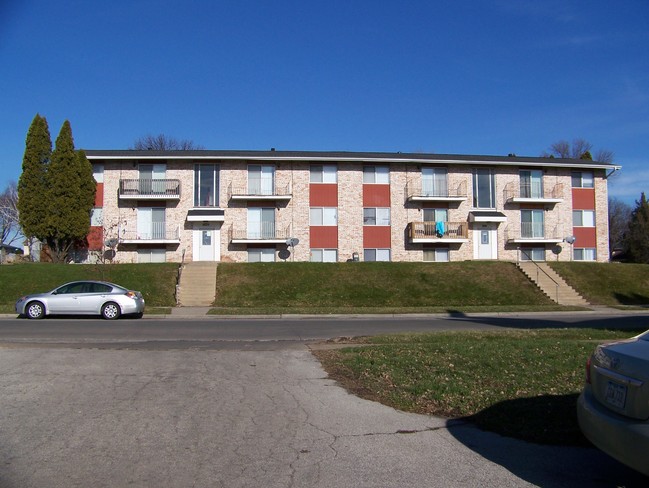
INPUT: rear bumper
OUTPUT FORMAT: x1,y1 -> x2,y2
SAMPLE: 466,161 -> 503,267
577,387 -> 649,476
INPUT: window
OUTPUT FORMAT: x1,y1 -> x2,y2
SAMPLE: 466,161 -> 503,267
90,207 -> 103,226
248,248 -> 275,262
423,248 -> 449,262
310,164 -> 337,183
363,166 -> 390,184
137,207 -> 166,239
247,208 -> 275,239
248,165 -> 275,195
194,164 -> 219,207
573,210 -> 595,227
92,164 -> 104,183
423,208 -> 448,223
520,170 -> 543,198
473,169 -> 495,208
521,210 -> 544,238
571,171 -> 594,188
520,248 -> 545,261
310,208 -> 338,226
138,249 -> 166,263
363,208 -> 390,226
364,249 -> 391,261
422,167 -> 448,196
574,248 -> 596,261
310,249 -> 338,262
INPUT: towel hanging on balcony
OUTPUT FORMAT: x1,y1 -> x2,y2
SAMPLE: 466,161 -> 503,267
435,221 -> 445,237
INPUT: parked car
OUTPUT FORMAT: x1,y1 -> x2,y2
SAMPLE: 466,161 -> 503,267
577,330 -> 649,476
15,281 -> 145,320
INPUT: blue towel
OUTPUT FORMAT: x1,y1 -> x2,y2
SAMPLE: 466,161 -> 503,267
435,221 -> 445,237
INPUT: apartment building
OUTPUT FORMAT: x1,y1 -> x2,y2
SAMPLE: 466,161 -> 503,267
84,150 -> 619,264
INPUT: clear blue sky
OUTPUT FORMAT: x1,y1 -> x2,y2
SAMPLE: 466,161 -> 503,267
1,1 -> 647,204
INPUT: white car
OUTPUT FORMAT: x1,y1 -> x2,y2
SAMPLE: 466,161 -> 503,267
577,330 -> 649,476
15,280 -> 145,320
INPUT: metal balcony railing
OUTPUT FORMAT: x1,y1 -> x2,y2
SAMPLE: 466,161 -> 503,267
120,223 -> 180,241
227,182 -> 292,199
503,183 -> 563,201
408,221 -> 468,240
119,178 -> 181,198
228,223 -> 292,241
505,224 -> 562,241
405,180 -> 467,200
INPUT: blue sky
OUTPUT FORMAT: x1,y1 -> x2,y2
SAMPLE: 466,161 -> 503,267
1,1 -> 647,204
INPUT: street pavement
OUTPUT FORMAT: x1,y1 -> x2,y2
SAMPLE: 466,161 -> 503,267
1,331 -> 647,487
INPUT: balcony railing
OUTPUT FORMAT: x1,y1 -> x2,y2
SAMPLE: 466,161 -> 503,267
228,223 -> 292,242
119,179 -> 181,199
408,221 -> 469,241
228,182 -> 292,200
405,180 -> 467,201
505,224 -> 562,242
119,223 -> 180,243
503,183 -> 563,202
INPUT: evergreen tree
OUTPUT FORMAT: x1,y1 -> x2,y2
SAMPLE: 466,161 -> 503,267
17,114 -> 52,246
626,192 -> 649,263
44,121 -> 96,262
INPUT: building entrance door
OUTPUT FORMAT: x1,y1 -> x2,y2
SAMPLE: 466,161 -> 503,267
193,223 -> 220,261
474,224 -> 497,260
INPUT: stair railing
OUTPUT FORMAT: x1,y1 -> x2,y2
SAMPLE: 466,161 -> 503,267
518,249 -> 560,303
175,248 -> 186,306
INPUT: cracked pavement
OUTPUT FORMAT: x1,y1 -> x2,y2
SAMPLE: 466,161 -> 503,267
0,344 -> 645,487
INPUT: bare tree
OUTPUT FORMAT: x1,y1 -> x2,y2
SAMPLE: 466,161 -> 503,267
132,134 -> 204,151
542,138 -> 614,163
608,197 -> 632,255
0,182 -> 21,246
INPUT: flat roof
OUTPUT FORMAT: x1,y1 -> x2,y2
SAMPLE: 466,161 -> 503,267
84,149 -> 621,170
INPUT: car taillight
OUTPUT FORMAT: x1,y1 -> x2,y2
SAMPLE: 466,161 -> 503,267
126,291 -> 137,299
585,356 -> 592,384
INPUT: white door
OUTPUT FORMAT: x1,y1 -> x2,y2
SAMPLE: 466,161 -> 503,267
474,225 -> 497,259
193,223 -> 220,261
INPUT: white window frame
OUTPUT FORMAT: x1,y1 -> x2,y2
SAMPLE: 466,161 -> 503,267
473,168 -> 496,209
574,248 -> 597,261
310,208 -> 338,226
310,164 -> 337,183
248,248 -> 276,262
422,167 -> 448,197
521,209 -> 544,238
194,163 -> 219,207
364,248 -> 391,262
247,208 -> 275,239
363,208 -> 391,226
519,170 -> 544,198
310,249 -> 338,262
571,171 -> 594,188
363,166 -> 390,184
138,248 -> 166,263
423,247 -> 449,262
573,210 -> 595,227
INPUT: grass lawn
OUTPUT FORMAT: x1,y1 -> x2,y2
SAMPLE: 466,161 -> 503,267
312,328 -> 644,446
549,262 -> 649,307
0,262 -> 179,313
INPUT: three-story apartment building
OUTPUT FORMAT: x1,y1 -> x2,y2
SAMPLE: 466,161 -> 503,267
83,149 -> 619,264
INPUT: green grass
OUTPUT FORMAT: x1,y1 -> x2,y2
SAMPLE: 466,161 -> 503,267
549,262 -> 649,307
0,262 -> 179,312
313,328 -> 643,446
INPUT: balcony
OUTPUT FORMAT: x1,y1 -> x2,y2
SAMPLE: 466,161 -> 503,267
406,180 -> 467,203
504,183 -> 563,204
119,224 -> 180,244
119,179 -> 181,200
408,221 -> 469,243
505,223 -> 563,244
227,182 -> 292,201
228,223 -> 292,244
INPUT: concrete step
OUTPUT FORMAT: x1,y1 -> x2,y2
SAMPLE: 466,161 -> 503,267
177,262 -> 218,307
517,262 -> 590,306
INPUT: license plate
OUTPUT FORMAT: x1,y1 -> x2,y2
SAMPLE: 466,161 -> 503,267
605,381 -> 627,409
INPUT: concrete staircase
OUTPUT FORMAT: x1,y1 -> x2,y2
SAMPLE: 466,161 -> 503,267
517,262 -> 590,307
176,262 -> 218,307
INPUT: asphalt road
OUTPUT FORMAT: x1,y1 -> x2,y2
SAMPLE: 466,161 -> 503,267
1,312 -> 647,487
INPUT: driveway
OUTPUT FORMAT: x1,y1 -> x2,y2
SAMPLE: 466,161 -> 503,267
1,342 -> 645,487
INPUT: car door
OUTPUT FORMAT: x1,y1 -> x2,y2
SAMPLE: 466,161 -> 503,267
47,282 -> 88,314
76,282 -> 113,313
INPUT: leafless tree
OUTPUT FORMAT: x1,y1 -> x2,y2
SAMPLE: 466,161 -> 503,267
608,197 -> 632,255
542,138 -> 614,163
0,182 -> 21,246
132,134 -> 204,151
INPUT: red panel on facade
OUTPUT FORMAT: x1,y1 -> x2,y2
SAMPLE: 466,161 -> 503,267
310,226 -> 338,248
572,188 -> 595,210
363,226 -> 391,248
87,226 -> 103,251
310,184 -> 338,207
573,227 -> 597,248
95,183 -> 103,207
363,185 -> 390,207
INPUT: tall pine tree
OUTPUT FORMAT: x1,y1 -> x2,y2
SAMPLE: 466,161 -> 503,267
626,192 -> 649,263
18,114 -> 52,249
44,120 -> 96,262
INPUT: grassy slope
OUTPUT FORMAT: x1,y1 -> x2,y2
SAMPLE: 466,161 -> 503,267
549,262 -> 649,306
0,263 -> 178,312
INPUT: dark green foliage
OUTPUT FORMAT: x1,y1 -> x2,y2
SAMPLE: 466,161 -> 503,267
627,192 -> 649,263
17,114 -> 51,242
44,121 -> 96,262
579,150 -> 592,160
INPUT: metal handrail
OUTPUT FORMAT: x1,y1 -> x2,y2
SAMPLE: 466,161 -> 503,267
518,249 -> 560,303
119,178 -> 181,197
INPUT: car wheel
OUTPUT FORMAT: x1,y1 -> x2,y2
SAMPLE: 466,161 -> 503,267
26,301 -> 45,319
101,302 -> 121,320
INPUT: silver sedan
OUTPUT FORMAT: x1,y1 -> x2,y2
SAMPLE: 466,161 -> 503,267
577,329 -> 649,476
15,281 -> 145,320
